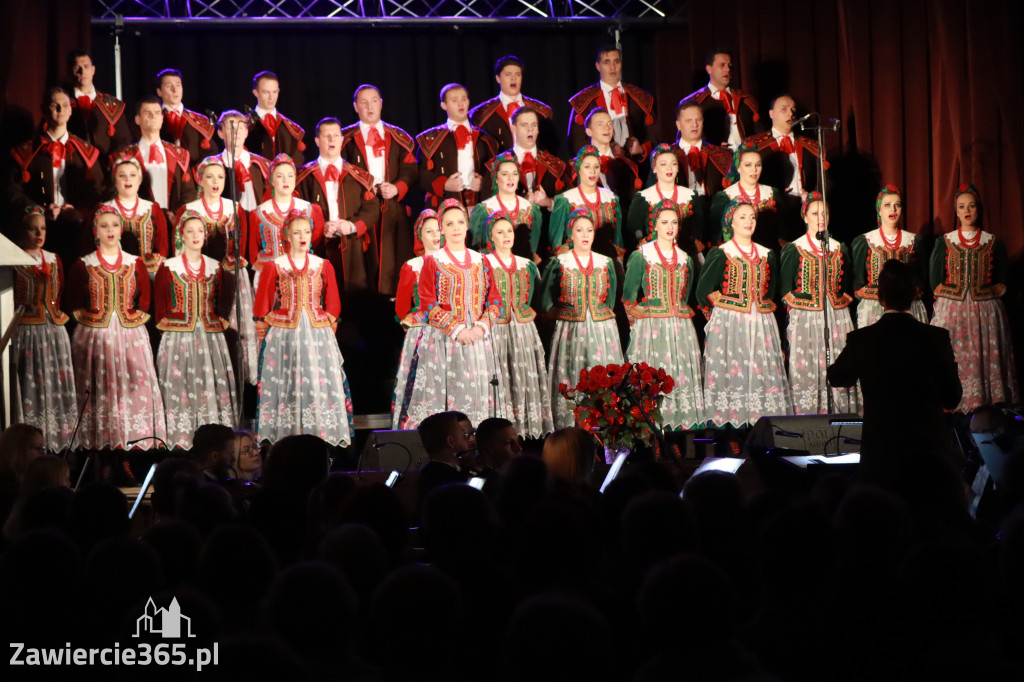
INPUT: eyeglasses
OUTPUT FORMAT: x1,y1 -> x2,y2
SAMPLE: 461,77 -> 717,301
30,445 -> 47,454
463,430 -> 476,439
239,445 -> 259,456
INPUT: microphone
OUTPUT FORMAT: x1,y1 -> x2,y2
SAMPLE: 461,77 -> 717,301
242,105 -> 259,124
825,118 -> 841,132
204,109 -> 218,126
792,112 -> 816,130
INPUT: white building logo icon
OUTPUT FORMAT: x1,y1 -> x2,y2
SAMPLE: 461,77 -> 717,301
133,597 -> 195,638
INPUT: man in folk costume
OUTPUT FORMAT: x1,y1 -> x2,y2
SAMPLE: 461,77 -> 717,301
120,95 -> 197,222
296,117 -> 380,298
584,108 -> 642,209
340,84 -> 419,295
417,83 -> 498,210
210,110 -> 270,214
567,45 -> 657,162
682,48 -> 761,150
674,98 -> 732,245
486,107 -> 570,208
745,94 -> 826,241
65,49 -> 133,161
469,55 -> 560,156
155,68 -> 219,168
10,87 -> 104,269
246,70 -> 306,166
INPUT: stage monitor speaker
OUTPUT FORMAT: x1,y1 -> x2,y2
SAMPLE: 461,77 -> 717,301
743,414 -> 863,458
358,430 -> 430,472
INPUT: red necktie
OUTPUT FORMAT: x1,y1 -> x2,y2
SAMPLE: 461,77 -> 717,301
165,109 -> 185,141
48,140 -> 66,168
148,144 -> 164,165
367,126 -> 387,157
778,136 -> 795,154
717,90 -> 736,115
263,113 -> 281,138
686,147 -> 703,184
76,96 -> 93,113
609,88 -> 626,115
324,164 -> 340,182
234,160 -> 251,189
453,125 -> 472,150
600,155 -> 611,175
504,101 -> 519,120
520,152 -> 537,175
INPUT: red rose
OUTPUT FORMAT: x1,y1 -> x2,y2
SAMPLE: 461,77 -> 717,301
592,365 -> 608,379
663,377 -> 675,394
641,370 -> 654,385
588,377 -> 601,392
579,368 -> 589,383
657,369 -> 667,381
558,382 -> 569,397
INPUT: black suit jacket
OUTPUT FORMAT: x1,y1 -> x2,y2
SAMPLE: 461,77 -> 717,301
827,313 -> 962,485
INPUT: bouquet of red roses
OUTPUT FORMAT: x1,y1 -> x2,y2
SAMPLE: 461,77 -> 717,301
558,362 -> 675,450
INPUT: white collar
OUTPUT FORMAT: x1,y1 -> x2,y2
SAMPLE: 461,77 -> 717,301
446,119 -> 470,131
255,105 -> 278,118
163,103 -> 184,114
318,157 -> 342,171
359,121 -> 385,136
46,130 -> 69,144
498,92 -> 522,107
678,139 -> 702,152
708,82 -> 732,97
772,127 -> 794,141
73,87 -> 97,100
600,80 -> 623,94
222,150 -> 249,166
513,144 -> 536,159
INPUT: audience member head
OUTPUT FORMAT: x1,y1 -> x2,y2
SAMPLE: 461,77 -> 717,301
141,520 -> 202,588
542,426 -> 595,484
0,423 -> 46,482
199,523 -> 278,622
261,434 -> 331,497
621,491 -> 698,576
877,259 -> 916,312
475,417 -> 521,471
69,480 -> 129,552
150,456 -> 202,519
191,423 -> 237,473
422,483 -> 496,567
504,593 -> 612,682
233,429 -> 262,482
319,523 -> 390,603
177,481 -> 237,536
418,411 -> 474,467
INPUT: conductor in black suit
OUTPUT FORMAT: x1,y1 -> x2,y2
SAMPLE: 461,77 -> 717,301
827,260 -> 962,487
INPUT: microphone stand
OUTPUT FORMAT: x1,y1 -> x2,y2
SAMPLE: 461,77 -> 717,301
795,113 -> 840,415
225,118 -> 246,428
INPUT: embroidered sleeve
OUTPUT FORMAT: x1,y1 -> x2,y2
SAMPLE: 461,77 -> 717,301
252,261 -> 279,319
929,235 -> 948,292
153,207 -> 170,258
476,261 -> 503,332
322,261 -> 342,320
394,263 -> 417,321
419,256 -> 461,338
548,195 -> 570,251
779,242 -> 802,304
468,203 -> 489,251
311,203 -> 326,254
246,209 -> 261,265
695,247 -> 726,317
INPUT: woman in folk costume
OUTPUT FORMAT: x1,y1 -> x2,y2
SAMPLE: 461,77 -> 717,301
392,209 -> 443,430
851,185 -> 927,328
779,193 -> 861,415
11,206 -> 77,448
622,199 -> 705,430
468,152 -> 543,261
483,211 -> 554,438
403,199 -> 504,429
930,183 -> 1018,412
697,200 -> 793,427
540,208 -> 623,429
626,144 -> 700,256
153,211 -> 239,449
176,156 -> 258,384
549,145 -> 623,259
107,153 -> 169,278
66,205 -> 167,454
253,210 -> 353,446
708,142 -> 782,248
247,153 -> 325,292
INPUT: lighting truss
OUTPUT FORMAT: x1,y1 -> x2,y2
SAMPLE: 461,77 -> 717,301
91,0 -> 686,23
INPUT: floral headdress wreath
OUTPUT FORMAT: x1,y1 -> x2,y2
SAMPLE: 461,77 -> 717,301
953,182 -> 982,229
412,208 -> 439,257
490,151 -> 521,195
173,209 -> 207,254
644,198 -> 681,245
874,184 -> 901,228
721,197 -> 756,242
23,204 -> 45,221
482,210 -> 514,253
269,153 -> 296,178
801,191 -> 825,221
565,206 -> 594,246
282,208 -> 313,234
111,150 -> 143,177
573,145 -> 602,179
193,156 -> 225,190
648,142 -> 677,166
725,140 -> 761,185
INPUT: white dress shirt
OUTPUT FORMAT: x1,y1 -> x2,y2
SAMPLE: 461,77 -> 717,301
772,127 -> 803,197
446,119 -> 476,181
600,81 -> 630,147
709,83 -> 741,151
318,157 -> 342,221
360,121 -> 387,186
139,137 -> 170,209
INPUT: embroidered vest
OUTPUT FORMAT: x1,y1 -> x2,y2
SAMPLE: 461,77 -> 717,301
709,247 -> 775,314
156,256 -> 229,332
555,252 -> 616,322
633,243 -> 694,319
14,252 -> 68,325
119,200 -> 164,274
486,254 -> 536,324
855,230 -> 916,301
934,234 -> 1004,301
264,256 -> 336,329
783,238 -> 852,311
73,253 -> 149,328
